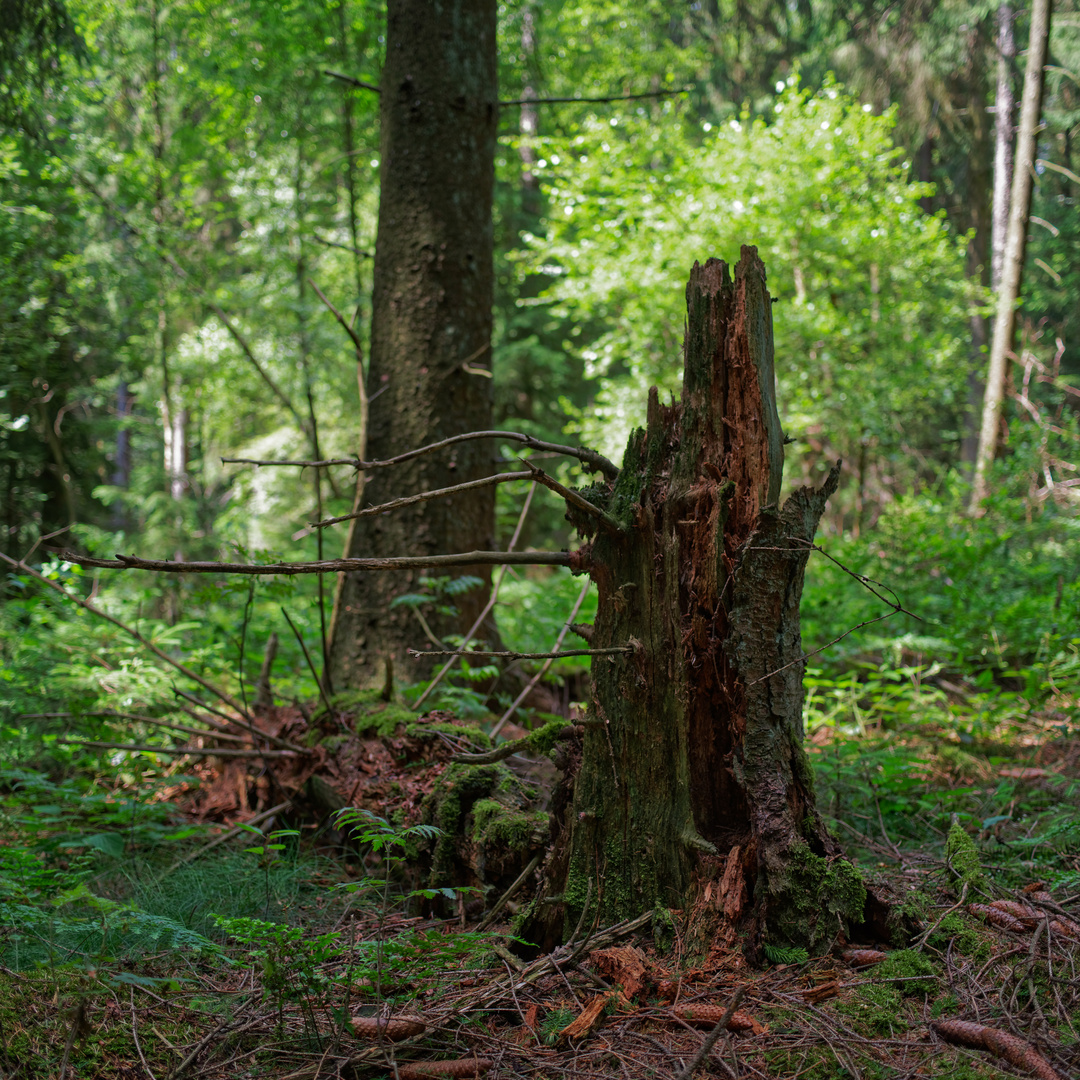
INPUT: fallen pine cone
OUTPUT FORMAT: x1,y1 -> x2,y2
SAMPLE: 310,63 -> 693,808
841,948 -> 886,967
989,899 -> 1040,927
933,1020 -> 1062,1080
673,1004 -> 764,1034
1051,918 -> 1080,940
968,903 -> 1027,933
396,1059 -> 493,1080
352,1016 -> 427,1040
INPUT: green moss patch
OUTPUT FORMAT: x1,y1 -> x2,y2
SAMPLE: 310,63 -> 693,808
769,843 -> 867,952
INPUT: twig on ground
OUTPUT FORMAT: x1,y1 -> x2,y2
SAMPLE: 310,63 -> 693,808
478,855 -> 543,932
673,987 -> 745,1080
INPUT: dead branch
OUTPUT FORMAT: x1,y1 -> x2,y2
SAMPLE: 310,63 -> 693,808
308,277 -> 363,356
323,68 -> 380,93
62,550 -> 575,575
490,577 -> 592,738
23,710 -> 248,745
499,86 -> 692,106
163,801 -> 292,875
409,647 -> 628,661
525,463 -> 622,531
223,429 -> 619,479
414,482 -> 537,709
57,738 -> 300,759
255,631 -> 279,710
171,688 -> 304,752
281,607 -> 334,717
312,471 -> 533,529
0,551 -> 247,716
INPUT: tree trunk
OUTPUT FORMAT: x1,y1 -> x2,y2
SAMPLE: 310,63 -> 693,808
971,0 -> 1052,510
328,0 -> 498,688
529,250 -> 868,955
991,4 -> 1017,292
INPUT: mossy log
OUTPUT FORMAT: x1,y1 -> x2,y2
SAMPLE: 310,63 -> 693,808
528,249 -> 887,954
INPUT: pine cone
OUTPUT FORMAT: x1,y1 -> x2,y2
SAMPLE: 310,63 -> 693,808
396,1059 -> 493,1079
352,1016 -> 427,1041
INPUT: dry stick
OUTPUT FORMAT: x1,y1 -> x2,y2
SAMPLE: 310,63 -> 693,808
499,86 -> 692,106
164,801 -> 292,875
19,710 -> 244,742
412,647 -> 628,660
130,987 -> 159,1080
312,471 -> 533,529
63,550 -> 575,575
477,854 -> 543,932
413,481 -> 537,710
69,712 -> 247,744
323,68 -> 381,93
281,607 -> 335,718
0,551 -> 247,715
171,688 -> 303,752
526,462 -> 621,532
57,738 -> 298,759
223,428 -> 619,480
490,577 -> 592,738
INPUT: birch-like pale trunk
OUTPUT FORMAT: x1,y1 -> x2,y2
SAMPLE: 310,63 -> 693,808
971,0 -> 1053,511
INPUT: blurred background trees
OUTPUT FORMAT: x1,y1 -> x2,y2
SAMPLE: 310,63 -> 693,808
1,0 -> 1077,711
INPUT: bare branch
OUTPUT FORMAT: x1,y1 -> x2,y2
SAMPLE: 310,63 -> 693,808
170,688 -> 305,752
224,429 -> 619,479
23,710 -> 248,744
413,482 -> 536,709
308,277 -> 363,355
62,550 -> 575,575
0,551 -> 248,715
281,607 -> 334,717
499,86 -> 692,107
323,69 -> 380,93
526,463 -> 621,532
57,738 -> 300,760
312,471 -> 533,528
409,647 -> 629,660
313,233 -> 372,258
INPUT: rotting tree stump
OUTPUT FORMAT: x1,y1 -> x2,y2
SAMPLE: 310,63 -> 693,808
527,248 -> 894,955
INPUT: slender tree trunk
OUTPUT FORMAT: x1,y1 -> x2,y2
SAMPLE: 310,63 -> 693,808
328,0 -> 498,688
992,4 -> 1017,291
528,251 -> 874,954
971,0 -> 1052,510
961,27 -> 992,467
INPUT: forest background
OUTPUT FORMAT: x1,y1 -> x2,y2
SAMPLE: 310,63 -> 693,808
2,0 -> 1080,1075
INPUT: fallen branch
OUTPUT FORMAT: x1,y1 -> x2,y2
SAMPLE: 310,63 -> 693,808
57,738 -> 300,759
63,550 -> 576,575
0,551 -> 247,715
171,688 -> 304,752
453,724 -> 576,765
24,710 -> 248,745
312,471 -> 533,529
223,429 -> 619,480
477,854 -> 543,932
163,801 -> 292,875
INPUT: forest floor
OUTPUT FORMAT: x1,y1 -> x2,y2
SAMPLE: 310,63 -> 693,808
3,683 -> 1080,1080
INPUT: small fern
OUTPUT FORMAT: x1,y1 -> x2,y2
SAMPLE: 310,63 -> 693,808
763,942 -> 809,965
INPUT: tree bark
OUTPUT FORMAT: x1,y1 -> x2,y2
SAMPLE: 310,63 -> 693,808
328,0 -> 498,688
991,4 -> 1017,292
528,250 -> 866,954
971,0 -> 1052,510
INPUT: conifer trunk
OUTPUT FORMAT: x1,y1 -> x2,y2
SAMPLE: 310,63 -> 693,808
532,250 -> 868,953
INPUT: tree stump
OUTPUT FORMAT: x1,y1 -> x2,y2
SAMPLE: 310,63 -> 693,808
531,248 -> 873,954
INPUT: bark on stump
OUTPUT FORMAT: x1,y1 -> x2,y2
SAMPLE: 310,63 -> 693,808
532,249 -> 869,955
